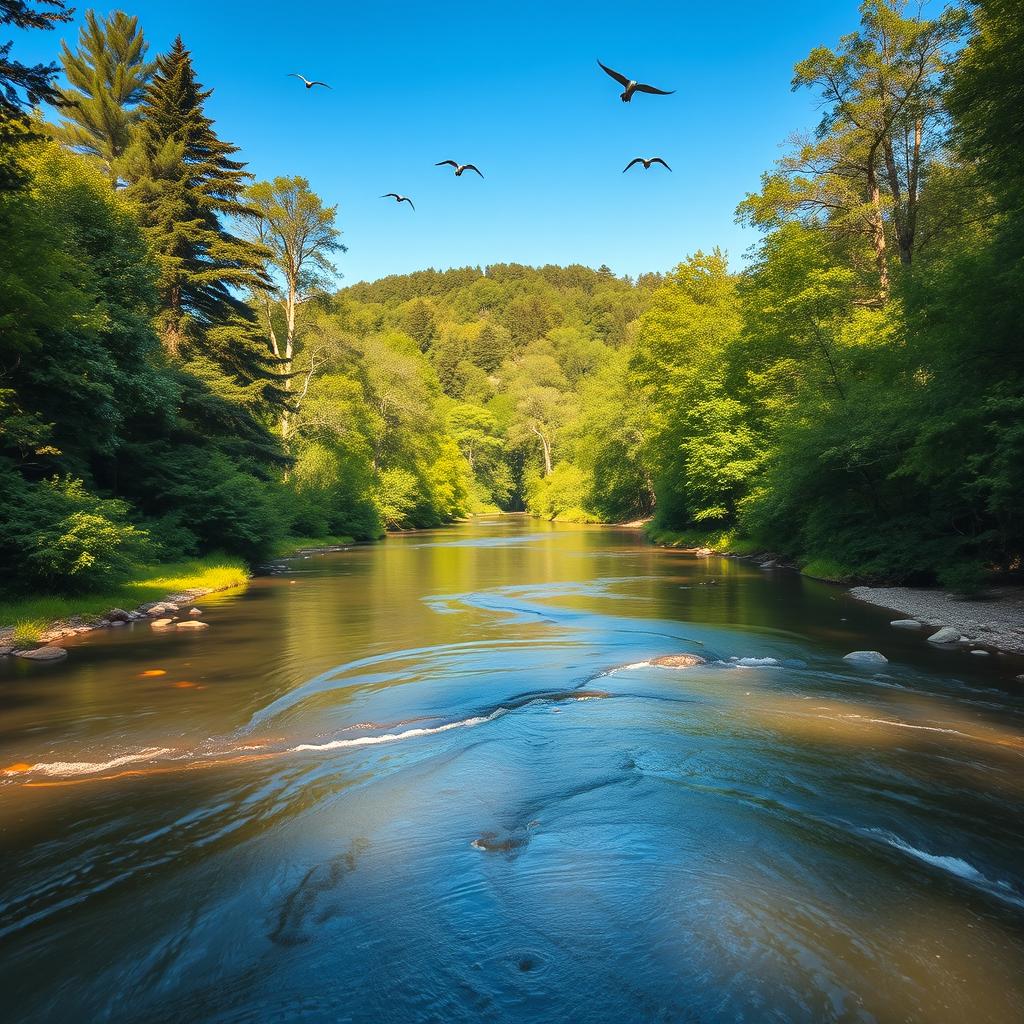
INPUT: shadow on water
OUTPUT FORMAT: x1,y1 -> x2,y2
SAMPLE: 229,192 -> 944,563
1,517 -> 1024,1022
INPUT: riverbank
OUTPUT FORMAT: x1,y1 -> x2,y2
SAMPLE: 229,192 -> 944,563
0,534 -> 358,654
849,585 -> 1024,656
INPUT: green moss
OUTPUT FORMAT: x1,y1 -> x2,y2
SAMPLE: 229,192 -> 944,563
799,558 -> 857,582
644,524 -> 762,556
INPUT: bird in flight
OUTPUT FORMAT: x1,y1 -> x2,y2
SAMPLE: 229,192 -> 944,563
435,160 -> 484,178
623,157 -> 672,173
597,60 -> 674,103
289,73 -> 331,90
381,193 -> 415,211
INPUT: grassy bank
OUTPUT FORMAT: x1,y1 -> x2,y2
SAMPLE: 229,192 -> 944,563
271,533 -> 358,558
0,555 -> 250,643
644,524 -> 765,557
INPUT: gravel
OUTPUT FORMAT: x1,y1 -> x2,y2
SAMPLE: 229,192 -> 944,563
850,585 -> 1024,655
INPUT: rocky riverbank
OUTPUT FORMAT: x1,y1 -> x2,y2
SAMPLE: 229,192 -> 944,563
849,585 -> 1024,656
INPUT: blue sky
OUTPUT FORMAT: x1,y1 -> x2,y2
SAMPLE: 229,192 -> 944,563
14,1 -> 872,284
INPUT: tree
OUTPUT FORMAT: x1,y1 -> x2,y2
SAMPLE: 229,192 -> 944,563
243,175 -> 344,440
739,0 -> 966,300
0,0 -> 71,190
400,298 -> 436,350
123,38 -> 277,400
53,9 -> 155,182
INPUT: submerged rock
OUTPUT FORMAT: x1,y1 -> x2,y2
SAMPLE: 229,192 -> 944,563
150,618 -> 174,629
927,626 -> 961,644
843,650 -> 888,665
649,653 -> 707,669
890,619 -> 921,629
175,620 -> 209,631
14,646 -> 68,661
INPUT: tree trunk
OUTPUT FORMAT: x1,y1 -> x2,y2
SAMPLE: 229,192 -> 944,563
867,160 -> 890,302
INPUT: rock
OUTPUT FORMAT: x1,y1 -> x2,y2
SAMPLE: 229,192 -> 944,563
150,618 -> 174,629
970,650 -> 990,657
111,621 -> 126,628
14,646 -> 68,661
175,620 -> 209,630
106,608 -> 131,622
843,650 -> 888,665
163,603 -> 179,613
890,619 -> 921,630
128,611 -> 144,621
693,547 -> 714,557
649,653 -> 707,669
927,626 -> 962,644
760,560 -> 777,569
187,608 -> 203,617
0,646 -> 14,656
146,604 -> 168,616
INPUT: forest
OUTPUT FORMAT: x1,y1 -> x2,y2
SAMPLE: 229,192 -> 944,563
1,0 -> 1021,610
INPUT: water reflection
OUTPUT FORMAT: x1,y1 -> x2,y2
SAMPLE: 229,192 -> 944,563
1,517 -> 1023,1022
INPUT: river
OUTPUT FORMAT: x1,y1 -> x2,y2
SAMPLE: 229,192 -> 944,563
2,517 -> 1023,1023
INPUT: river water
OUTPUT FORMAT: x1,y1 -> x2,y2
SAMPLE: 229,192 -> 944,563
2,517 -> 1023,1023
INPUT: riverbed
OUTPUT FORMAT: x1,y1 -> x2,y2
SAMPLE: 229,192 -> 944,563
2,517 -> 1023,1022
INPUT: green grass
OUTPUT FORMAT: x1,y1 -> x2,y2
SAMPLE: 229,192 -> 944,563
271,534 -> 356,558
644,524 -> 763,556
799,557 -> 857,582
0,555 -> 250,631
10,620 -> 46,647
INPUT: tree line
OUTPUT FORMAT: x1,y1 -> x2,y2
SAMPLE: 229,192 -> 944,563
0,0 -> 1021,598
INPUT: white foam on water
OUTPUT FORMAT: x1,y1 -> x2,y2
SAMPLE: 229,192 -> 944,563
8,747 -> 174,778
868,829 -> 1024,909
289,709 -> 505,753
727,657 -> 781,668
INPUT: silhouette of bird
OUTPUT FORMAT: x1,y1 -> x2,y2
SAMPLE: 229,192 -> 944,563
288,73 -> 331,90
623,156 -> 672,172
435,160 -> 484,178
381,193 -> 415,211
597,60 -> 674,103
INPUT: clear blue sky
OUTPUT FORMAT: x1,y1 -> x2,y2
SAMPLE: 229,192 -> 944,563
14,0 -> 872,284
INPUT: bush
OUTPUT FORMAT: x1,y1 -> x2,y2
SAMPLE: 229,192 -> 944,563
0,474 -> 152,594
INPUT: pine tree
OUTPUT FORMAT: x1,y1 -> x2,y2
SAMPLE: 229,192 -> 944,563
123,38 -> 277,399
0,0 -> 71,190
54,10 -> 155,182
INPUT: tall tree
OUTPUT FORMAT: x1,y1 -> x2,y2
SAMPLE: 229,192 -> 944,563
739,0 -> 966,300
53,9 -> 154,182
242,176 -> 344,440
0,0 -> 71,190
122,37 -> 275,396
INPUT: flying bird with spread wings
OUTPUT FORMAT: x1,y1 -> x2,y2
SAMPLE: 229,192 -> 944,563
381,193 -> 415,210
289,74 -> 331,90
597,60 -> 674,103
435,160 -> 484,178
623,157 -> 672,172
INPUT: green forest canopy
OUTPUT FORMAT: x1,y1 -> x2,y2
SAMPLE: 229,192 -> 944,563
0,0 -> 1021,598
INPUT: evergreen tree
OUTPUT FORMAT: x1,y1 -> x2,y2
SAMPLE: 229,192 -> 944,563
54,9 -> 155,182
123,37 -> 276,398
0,0 -> 71,190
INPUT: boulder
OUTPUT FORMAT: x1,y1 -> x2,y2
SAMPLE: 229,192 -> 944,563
175,620 -> 209,631
649,653 -> 706,669
0,646 -> 14,657
187,608 -> 203,617
14,646 -> 68,661
146,604 -> 168,616
927,626 -> 961,644
843,650 -> 888,665
150,618 -> 174,629
890,619 -> 921,630
106,608 -> 131,622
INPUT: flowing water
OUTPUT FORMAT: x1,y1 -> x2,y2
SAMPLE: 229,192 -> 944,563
2,517 -> 1024,1023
